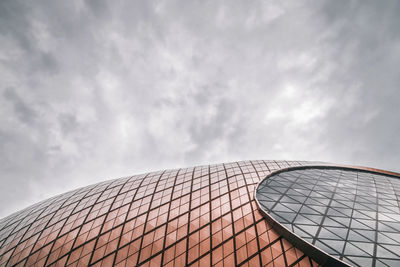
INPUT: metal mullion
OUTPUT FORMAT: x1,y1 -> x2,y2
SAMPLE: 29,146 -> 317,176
241,236 -> 282,266
159,169 -> 181,266
222,163 -> 238,267
372,174 -> 379,267
6,189 -> 85,266
340,170 -> 359,260
288,252 -> 307,267
133,170 -> 166,265
84,177 -> 134,265
208,164 -> 213,266
42,182 -> 114,266
184,167 -> 196,265
107,173 -> 149,266
305,170 -> 341,246
279,238 -> 289,266
262,160 -> 272,173
15,194 -> 84,263
185,168 -> 214,265
139,202 -> 264,267
248,160 -> 269,267
261,173 -> 304,218
138,219 -> 211,266
1,195 -> 61,261
108,209 -> 191,266
280,173 -> 322,233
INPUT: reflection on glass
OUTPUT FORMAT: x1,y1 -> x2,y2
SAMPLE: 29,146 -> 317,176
256,168 -> 400,267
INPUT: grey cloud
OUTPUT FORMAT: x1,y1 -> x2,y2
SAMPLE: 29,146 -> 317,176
3,88 -> 37,124
1,0 -> 400,218
312,0 -> 400,169
58,113 -> 79,136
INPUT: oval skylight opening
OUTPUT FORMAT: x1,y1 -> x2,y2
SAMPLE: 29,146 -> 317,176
256,167 -> 400,267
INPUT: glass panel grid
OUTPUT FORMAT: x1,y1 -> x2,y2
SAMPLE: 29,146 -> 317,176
0,161 -> 319,267
256,168 -> 400,267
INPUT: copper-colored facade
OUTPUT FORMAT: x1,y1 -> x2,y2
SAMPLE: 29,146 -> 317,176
0,160 -> 323,266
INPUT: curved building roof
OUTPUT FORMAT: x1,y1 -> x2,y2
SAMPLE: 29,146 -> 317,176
0,160 -> 399,266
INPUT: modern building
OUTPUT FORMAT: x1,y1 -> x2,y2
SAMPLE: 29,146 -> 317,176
0,160 -> 399,266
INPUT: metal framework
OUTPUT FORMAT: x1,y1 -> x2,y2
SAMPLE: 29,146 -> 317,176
256,165 -> 400,267
0,160 -> 319,267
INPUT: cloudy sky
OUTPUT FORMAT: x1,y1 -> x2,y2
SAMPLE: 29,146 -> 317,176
1,0 -> 399,218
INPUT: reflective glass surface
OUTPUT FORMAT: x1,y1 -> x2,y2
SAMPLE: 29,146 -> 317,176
256,168 -> 400,267
0,161 -> 319,267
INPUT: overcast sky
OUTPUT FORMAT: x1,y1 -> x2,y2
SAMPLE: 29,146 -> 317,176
1,0 -> 399,218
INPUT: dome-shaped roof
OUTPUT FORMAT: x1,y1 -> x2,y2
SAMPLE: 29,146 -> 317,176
0,161 -> 326,266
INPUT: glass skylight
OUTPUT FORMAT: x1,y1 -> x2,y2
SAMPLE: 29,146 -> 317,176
256,167 -> 400,267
